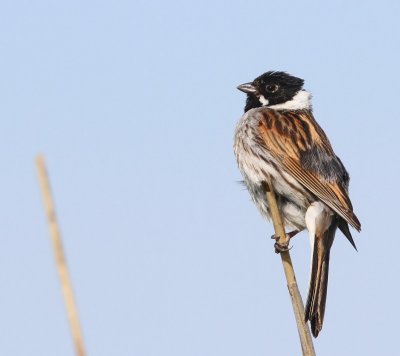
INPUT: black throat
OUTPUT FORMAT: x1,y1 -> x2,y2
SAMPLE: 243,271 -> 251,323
244,95 -> 262,112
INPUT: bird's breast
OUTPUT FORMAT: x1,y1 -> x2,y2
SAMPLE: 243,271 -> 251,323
234,110 -> 311,229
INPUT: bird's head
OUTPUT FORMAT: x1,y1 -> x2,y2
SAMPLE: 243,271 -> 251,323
237,71 -> 311,112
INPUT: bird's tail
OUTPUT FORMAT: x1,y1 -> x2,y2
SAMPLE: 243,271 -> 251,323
305,221 -> 337,337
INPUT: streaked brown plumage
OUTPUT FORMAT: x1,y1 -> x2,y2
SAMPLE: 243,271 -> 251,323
257,109 -> 360,230
234,71 -> 360,337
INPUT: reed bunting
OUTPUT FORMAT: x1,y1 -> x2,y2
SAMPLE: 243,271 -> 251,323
233,71 -> 361,337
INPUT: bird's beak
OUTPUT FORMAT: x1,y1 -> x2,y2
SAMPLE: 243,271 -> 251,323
237,82 -> 257,94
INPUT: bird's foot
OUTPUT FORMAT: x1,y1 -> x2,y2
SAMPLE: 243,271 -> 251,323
273,241 -> 290,253
270,230 -> 299,254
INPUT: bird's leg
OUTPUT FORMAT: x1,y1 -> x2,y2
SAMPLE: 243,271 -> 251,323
271,230 -> 301,254
271,229 -> 301,241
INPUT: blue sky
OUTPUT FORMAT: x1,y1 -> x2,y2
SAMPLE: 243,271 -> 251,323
1,0 -> 400,355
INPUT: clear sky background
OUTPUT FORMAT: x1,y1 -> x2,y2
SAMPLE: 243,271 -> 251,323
1,0 -> 400,355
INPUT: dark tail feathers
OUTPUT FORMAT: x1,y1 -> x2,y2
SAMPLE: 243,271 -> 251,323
305,222 -> 337,337
338,217 -> 357,251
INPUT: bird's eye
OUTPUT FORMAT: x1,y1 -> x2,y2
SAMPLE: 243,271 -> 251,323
266,84 -> 279,93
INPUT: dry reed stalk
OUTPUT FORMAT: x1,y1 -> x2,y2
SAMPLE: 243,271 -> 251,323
36,155 -> 86,356
264,182 -> 315,356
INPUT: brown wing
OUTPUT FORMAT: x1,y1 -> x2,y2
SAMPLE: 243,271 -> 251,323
256,108 -> 361,231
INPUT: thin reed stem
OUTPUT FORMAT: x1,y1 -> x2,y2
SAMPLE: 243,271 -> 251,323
36,155 -> 86,356
264,182 -> 315,356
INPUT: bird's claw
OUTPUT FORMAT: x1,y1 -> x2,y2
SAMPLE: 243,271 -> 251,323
274,241 -> 292,254
270,231 -> 298,254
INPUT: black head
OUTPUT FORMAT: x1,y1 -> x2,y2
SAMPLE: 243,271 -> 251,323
237,71 -> 306,112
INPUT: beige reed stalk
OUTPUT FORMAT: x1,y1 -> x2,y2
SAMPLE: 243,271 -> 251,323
264,182 -> 316,356
36,155 -> 86,356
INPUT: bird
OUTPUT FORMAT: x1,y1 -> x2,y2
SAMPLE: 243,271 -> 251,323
233,71 -> 361,337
